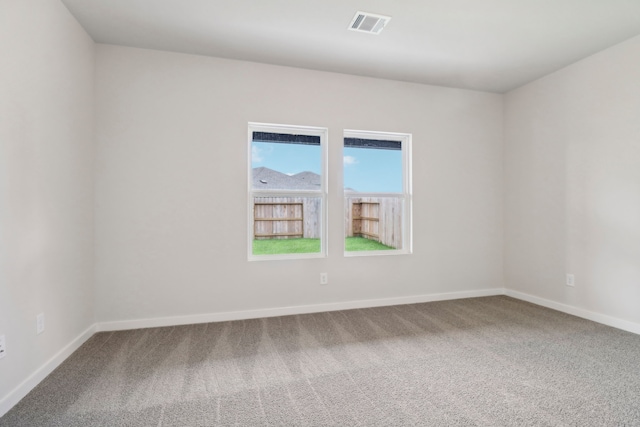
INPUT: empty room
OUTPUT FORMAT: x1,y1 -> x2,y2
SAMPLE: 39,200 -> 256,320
1,0 -> 640,425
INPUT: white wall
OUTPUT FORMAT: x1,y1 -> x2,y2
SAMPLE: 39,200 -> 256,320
0,0 -> 95,410
504,35 -> 640,326
94,45 -> 504,324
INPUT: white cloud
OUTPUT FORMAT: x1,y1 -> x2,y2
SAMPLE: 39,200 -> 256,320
344,155 -> 358,165
253,144 -> 275,164
252,146 -> 264,163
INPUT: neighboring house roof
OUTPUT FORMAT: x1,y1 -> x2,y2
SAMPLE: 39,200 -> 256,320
252,167 -> 356,191
253,167 -> 320,190
291,171 -> 321,185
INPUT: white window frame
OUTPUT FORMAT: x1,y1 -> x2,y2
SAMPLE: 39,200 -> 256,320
248,122 -> 328,261
343,129 -> 412,257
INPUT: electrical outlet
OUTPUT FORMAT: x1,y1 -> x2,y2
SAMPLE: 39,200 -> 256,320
37,313 -> 45,335
0,335 -> 5,359
320,273 -> 328,285
566,274 -> 575,287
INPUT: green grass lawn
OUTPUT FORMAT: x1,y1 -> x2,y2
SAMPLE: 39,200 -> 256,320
253,238 -> 320,255
252,237 -> 393,255
345,237 -> 394,251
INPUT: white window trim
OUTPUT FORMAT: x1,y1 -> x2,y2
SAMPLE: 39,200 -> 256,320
248,122 -> 328,261
343,129 -> 412,257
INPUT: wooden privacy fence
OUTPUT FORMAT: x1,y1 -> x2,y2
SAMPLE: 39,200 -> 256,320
253,197 -> 321,239
253,195 -> 403,249
345,196 -> 403,249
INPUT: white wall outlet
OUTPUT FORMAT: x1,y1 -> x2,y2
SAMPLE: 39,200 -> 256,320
37,313 -> 45,334
0,335 -> 6,359
320,272 -> 328,285
566,274 -> 575,287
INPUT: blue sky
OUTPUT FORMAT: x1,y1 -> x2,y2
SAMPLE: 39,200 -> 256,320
252,142 -> 403,192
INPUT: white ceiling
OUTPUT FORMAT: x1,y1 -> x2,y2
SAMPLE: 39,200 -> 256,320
61,0 -> 640,93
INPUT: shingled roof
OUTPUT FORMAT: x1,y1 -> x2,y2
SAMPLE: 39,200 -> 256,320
252,167 -> 321,190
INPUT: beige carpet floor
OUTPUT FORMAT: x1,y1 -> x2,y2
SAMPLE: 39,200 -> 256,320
1,296 -> 640,426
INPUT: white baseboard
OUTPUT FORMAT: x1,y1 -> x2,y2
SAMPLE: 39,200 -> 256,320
96,288 -> 506,332
0,324 -> 96,418
505,289 -> 640,335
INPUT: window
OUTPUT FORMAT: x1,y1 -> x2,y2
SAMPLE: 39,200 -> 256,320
343,130 -> 412,255
248,123 -> 327,260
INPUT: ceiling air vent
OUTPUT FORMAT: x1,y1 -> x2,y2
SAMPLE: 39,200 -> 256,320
348,11 -> 391,35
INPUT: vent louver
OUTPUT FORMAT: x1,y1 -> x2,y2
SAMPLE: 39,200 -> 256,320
348,11 -> 391,35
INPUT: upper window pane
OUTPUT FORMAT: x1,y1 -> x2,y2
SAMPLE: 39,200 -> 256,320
252,132 -> 321,191
344,138 -> 403,193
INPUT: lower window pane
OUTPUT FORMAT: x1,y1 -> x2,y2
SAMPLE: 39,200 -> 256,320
253,196 -> 322,255
345,196 -> 403,251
